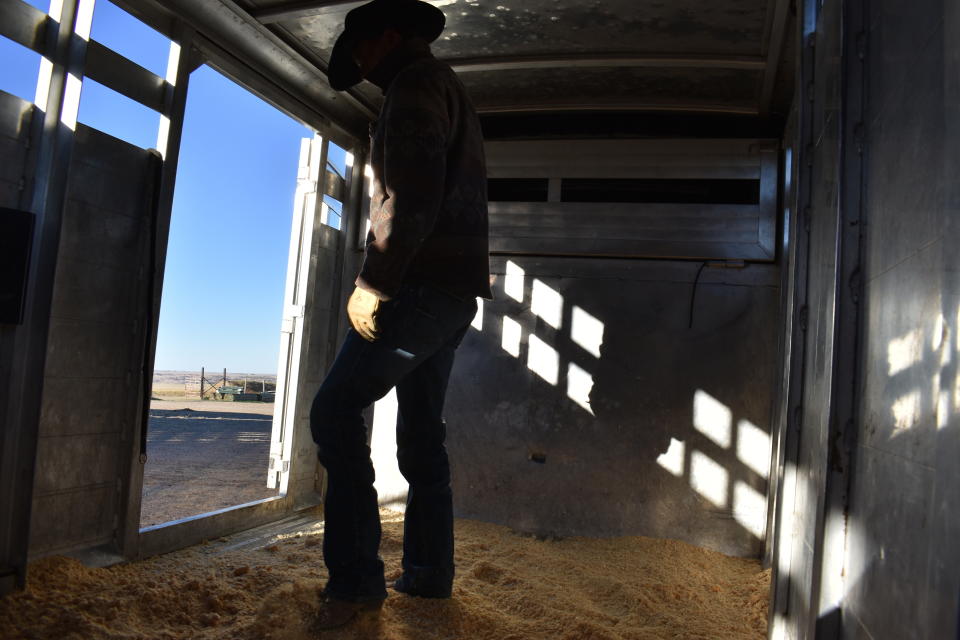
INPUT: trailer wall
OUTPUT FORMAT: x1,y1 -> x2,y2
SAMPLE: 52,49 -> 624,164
842,0 -> 960,637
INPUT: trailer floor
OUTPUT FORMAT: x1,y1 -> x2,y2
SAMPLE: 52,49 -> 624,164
1,510 -> 769,639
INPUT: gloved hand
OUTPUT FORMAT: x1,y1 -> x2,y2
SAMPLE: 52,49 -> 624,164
347,286 -> 382,342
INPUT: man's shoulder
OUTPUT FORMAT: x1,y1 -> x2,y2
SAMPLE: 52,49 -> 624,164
394,56 -> 456,89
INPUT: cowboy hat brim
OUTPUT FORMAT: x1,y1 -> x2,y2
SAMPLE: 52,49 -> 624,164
328,0 -> 446,91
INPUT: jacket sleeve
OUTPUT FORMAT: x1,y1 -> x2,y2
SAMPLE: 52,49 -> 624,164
356,68 -> 451,299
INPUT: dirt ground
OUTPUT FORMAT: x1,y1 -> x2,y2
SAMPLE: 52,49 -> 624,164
0,510 -> 770,640
142,398 -> 278,527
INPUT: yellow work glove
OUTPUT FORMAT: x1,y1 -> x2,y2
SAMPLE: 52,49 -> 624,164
347,286 -> 382,342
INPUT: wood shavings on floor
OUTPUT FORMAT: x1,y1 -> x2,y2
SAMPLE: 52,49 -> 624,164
0,511 -> 769,639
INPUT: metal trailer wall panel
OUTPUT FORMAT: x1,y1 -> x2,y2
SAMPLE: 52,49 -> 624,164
451,256 -> 779,556
841,0 -> 960,638
1,0 -> 90,592
0,91 -> 36,593
0,94 -> 33,206
366,253 -> 780,557
28,125 -> 159,557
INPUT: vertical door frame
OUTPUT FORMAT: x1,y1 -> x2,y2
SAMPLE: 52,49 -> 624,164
119,22 -> 196,558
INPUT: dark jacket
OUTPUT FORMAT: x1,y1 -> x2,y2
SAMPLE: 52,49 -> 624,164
356,52 -> 492,301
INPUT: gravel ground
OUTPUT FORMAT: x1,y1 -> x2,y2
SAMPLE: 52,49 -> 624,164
142,399 -> 280,527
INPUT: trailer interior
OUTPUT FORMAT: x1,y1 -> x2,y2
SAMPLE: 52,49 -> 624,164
0,0 -> 958,638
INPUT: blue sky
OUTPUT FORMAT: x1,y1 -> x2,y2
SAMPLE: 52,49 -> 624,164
1,0 -> 349,374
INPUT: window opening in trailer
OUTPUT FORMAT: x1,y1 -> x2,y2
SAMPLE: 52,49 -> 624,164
146,62 -> 312,528
89,0 -> 170,77
322,140 -> 349,230
77,78 -> 160,149
70,1 -> 171,148
0,37 -> 43,105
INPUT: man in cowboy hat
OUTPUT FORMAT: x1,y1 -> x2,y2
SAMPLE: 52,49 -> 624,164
310,0 -> 491,629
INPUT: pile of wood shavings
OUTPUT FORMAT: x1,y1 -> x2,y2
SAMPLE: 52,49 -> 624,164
0,512 -> 769,639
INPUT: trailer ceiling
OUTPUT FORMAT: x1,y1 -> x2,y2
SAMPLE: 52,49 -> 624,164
141,0 -> 795,137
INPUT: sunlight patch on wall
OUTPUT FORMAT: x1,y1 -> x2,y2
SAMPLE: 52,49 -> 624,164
693,389 -> 732,449
770,612 -> 789,640
571,305 -> 603,358
471,298 -> 484,331
955,361 -> 960,416
34,57 -> 53,112
371,388 -> 408,509
937,390 -> 950,430
956,305 -> 960,354
932,313 -> 945,351
891,390 -> 921,432
501,315 -> 521,358
49,0 -> 63,21
75,0 -> 95,41
736,419 -> 771,479
531,279 -> 563,329
656,438 -> 685,477
777,461 -> 798,576
566,362 -> 594,414
156,115 -> 170,158
733,481 -> 766,538
887,328 -> 922,376
527,334 -> 559,385
60,73 -> 82,131
690,450 -> 728,507
165,42 -> 181,85
505,260 -> 525,303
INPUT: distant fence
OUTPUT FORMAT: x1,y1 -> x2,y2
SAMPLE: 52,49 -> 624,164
152,369 -> 277,401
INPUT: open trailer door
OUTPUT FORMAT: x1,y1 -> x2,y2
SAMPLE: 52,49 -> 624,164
267,134 -> 326,494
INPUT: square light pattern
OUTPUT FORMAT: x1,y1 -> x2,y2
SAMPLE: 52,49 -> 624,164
531,279 -> 563,329
566,362 -> 594,414
690,450 -> 728,508
527,334 -> 559,385
501,315 -> 521,358
571,305 -> 603,358
733,481 -> 766,538
736,419 -> 771,479
693,389 -> 732,449
504,260 -> 525,303
656,438 -> 685,477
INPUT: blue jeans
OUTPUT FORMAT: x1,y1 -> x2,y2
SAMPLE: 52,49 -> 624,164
310,283 -> 477,602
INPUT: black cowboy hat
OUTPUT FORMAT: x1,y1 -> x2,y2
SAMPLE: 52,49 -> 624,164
328,0 -> 446,91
